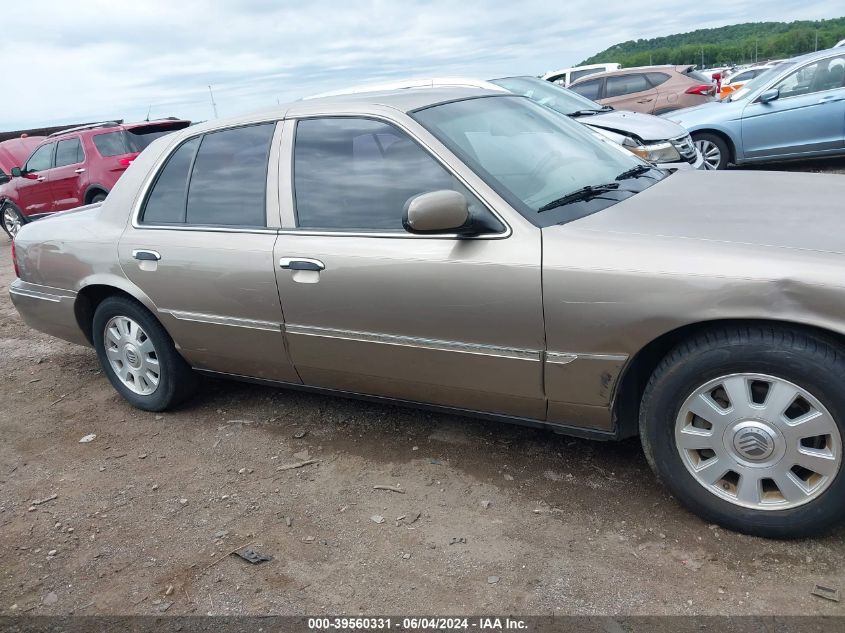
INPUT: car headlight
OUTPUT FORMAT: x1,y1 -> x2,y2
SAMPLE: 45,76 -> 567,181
622,138 -> 681,163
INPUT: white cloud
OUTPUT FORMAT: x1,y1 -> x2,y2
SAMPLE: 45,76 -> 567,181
0,0 -> 841,128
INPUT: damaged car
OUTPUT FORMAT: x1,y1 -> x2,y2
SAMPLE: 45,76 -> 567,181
9,88 -> 845,538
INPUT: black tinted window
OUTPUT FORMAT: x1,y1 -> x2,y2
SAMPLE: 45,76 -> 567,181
646,72 -> 671,87
570,79 -> 602,100
185,123 -> 274,227
55,138 -> 83,167
141,137 -> 200,224
294,118 -> 480,230
25,144 -> 54,172
126,123 -> 191,152
606,74 -> 650,97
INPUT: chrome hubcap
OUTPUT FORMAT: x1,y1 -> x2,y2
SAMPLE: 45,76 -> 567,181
104,316 -> 160,395
695,139 -> 721,170
3,208 -> 21,237
676,373 -> 841,510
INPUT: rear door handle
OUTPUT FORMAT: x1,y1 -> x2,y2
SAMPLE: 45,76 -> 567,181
637,98 -> 653,103
279,257 -> 325,271
133,249 -> 161,261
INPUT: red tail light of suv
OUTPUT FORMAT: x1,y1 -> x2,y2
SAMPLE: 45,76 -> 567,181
0,119 -> 190,238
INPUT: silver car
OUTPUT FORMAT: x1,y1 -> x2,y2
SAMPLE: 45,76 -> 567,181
9,88 -> 845,538
668,48 -> 845,169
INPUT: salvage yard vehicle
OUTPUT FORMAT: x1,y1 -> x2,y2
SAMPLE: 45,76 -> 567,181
0,135 -> 45,186
668,48 -> 845,170
570,65 -> 716,114
9,88 -> 845,538
0,119 -> 191,237
541,63 -> 622,87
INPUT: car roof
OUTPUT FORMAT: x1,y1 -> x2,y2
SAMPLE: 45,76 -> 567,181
181,87 -> 509,137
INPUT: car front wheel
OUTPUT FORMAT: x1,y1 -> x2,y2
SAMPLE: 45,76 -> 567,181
693,133 -> 729,170
93,296 -> 198,411
640,326 -> 845,538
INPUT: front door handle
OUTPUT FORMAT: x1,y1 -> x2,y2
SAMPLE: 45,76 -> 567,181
36,176 -> 46,182
279,257 -> 325,271
818,95 -> 844,103
74,168 -> 86,174
133,249 -> 161,261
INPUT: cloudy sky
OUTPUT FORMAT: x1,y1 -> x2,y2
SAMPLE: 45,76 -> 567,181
1,0 -> 841,130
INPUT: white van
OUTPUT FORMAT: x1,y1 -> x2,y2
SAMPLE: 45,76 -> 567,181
541,63 -> 621,87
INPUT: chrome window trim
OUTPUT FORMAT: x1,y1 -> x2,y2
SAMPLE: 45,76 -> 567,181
286,324 -> 540,361
160,309 -> 282,332
279,112 -> 513,241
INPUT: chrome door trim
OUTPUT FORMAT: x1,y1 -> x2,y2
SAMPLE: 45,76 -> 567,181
285,324 -> 541,361
546,351 -> 629,364
9,286 -> 63,303
277,112 -> 512,240
160,309 -> 282,332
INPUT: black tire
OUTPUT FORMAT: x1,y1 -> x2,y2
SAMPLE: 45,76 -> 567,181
2,202 -> 26,238
92,295 -> 198,411
89,191 -> 108,204
692,132 -> 730,170
640,326 -> 845,538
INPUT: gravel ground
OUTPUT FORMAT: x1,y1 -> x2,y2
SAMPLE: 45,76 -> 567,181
1,160 -> 844,617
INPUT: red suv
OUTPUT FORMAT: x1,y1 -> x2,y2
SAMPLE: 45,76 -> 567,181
1,119 -> 190,237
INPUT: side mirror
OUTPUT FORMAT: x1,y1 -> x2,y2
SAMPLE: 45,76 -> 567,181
403,190 -> 471,235
758,89 -> 780,104
10,167 -> 22,178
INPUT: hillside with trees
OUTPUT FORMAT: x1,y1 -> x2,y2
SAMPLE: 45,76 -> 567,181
580,17 -> 845,68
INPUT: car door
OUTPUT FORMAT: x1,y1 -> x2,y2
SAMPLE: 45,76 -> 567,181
118,121 -> 301,384
603,73 -> 658,113
741,54 -> 845,159
50,137 -> 87,211
273,116 -> 545,419
15,142 -> 56,216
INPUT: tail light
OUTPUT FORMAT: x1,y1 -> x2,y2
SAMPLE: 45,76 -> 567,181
686,84 -> 716,96
118,152 -> 140,168
11,238 -> 20,277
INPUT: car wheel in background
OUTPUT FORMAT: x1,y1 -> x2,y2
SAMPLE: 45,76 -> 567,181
640,326 -> 845,538
2,203 -> 26,238
92,295 -> 198,411
90,192 -> 107,204
692,133 -> 729,170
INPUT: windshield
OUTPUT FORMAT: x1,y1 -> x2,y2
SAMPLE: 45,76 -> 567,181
412,96 -> 663,227
729,62 -> 794,101
490,76 -> 604,116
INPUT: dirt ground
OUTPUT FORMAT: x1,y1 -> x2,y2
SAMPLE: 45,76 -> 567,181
2,160 -> 845,617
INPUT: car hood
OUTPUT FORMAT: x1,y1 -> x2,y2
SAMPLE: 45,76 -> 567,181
568,170 -> 845,256
663,99 -> 743,126
577,110 -> 688,143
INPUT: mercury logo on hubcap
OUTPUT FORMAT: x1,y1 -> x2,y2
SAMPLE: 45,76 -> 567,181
733,426 -> 775,461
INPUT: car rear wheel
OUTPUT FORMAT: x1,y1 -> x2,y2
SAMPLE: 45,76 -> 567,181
2,203 -> 26,238
640,326 -> 845,538
693,133 -> 729,170
90,192 -> 107,204
92,296 -> 198,411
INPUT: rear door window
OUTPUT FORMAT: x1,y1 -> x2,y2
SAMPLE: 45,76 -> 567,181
570,79 -> 603,100
54,138 -> 84,167
25,143 -> 54,172
605,74 -> 650,97
185,123 -> 274,227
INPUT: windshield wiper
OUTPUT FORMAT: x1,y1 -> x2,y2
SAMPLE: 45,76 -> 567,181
567,109 -> 604,117
537,182 -> 620,212
615,164 -> 654,181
